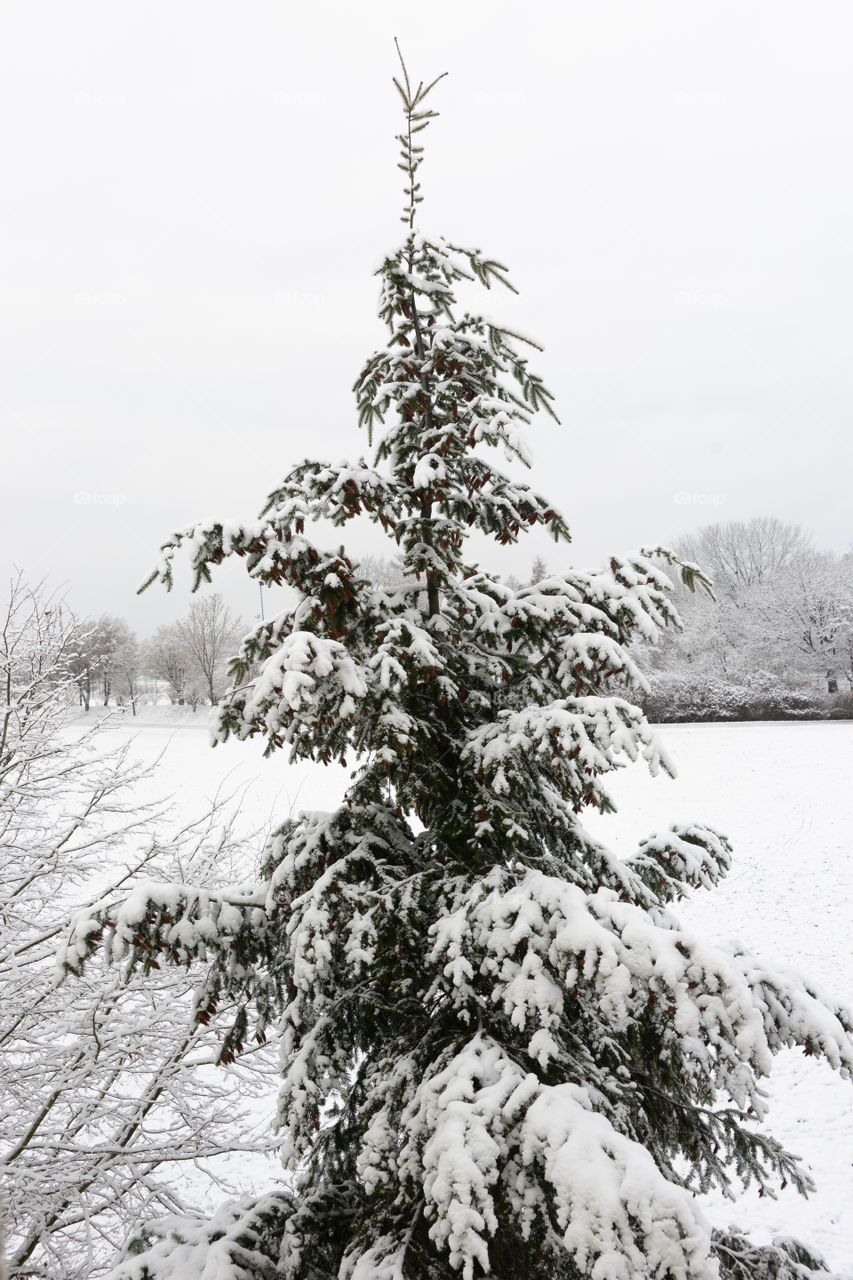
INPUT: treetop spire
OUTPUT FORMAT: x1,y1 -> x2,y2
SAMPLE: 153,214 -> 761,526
392,40 -> 447,228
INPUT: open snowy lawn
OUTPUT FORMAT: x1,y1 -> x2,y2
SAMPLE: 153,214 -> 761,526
88,717 -> 853,1271
78,713 -> 352,837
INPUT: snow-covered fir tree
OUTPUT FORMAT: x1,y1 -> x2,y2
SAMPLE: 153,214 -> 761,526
66,51 -> 853,1280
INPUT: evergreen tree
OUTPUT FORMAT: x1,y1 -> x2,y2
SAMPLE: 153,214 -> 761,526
68,51 -> 853,1280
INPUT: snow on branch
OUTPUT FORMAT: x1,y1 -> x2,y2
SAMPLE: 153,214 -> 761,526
61,878 -> 267,976
628,823 -> 734,902
108,1190 -> 295,1280
428,868 -> 779,1090
216,629 -> 369,758
398,1034 -> 715,1280
463,695 -> 673,817
734,949 -> 853,1078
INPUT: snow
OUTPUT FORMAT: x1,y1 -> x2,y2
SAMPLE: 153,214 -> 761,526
70,716 -> 853,1272
428,860 -> 830,1118
239,631 -> 367,719
521,1079 -> 715,1280
106,1190 -> 294,1280
412,453 -> 447,489
402,1033 -> 716,1280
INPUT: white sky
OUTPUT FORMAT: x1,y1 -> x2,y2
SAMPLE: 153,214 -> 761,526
2,0 -> 852,631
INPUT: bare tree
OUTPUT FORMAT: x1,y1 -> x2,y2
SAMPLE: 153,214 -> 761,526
650,520 -> 853,699
755,550 -> 853,692
67,615 -> 134,710
98,617 -> 136,707
528,555 -> 549,585
355,553 -> 409,591
676,516 -> 812,596
0,576 -> 278,1278
142,624 -> 195,704
177,595 -> 244,706
0,571 -> 77,753
113,630 -> 141,714
67,618 -> 100,711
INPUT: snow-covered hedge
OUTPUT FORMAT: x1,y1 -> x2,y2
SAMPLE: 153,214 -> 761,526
641,672 -> 853,723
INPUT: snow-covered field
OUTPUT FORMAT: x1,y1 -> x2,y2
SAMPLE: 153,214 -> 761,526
90,716 -> 853,1271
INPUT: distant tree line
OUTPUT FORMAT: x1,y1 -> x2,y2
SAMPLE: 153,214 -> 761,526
637,516 -> 853,721
67,559 -> 559,720
68,593 -> 245,714
65,523 -> 853,725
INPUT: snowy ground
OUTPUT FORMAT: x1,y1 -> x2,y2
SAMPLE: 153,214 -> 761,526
84,716 -> 853,1272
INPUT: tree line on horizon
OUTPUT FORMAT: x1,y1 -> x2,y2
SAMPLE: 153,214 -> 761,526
638,516 -> 853,721
61,516 -> 853,724
66,592 -> 246,713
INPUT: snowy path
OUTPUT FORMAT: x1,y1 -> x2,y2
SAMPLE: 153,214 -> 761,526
89,718 -> 853,1270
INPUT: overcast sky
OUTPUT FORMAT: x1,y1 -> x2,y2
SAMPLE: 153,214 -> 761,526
2,0 -> 852,631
